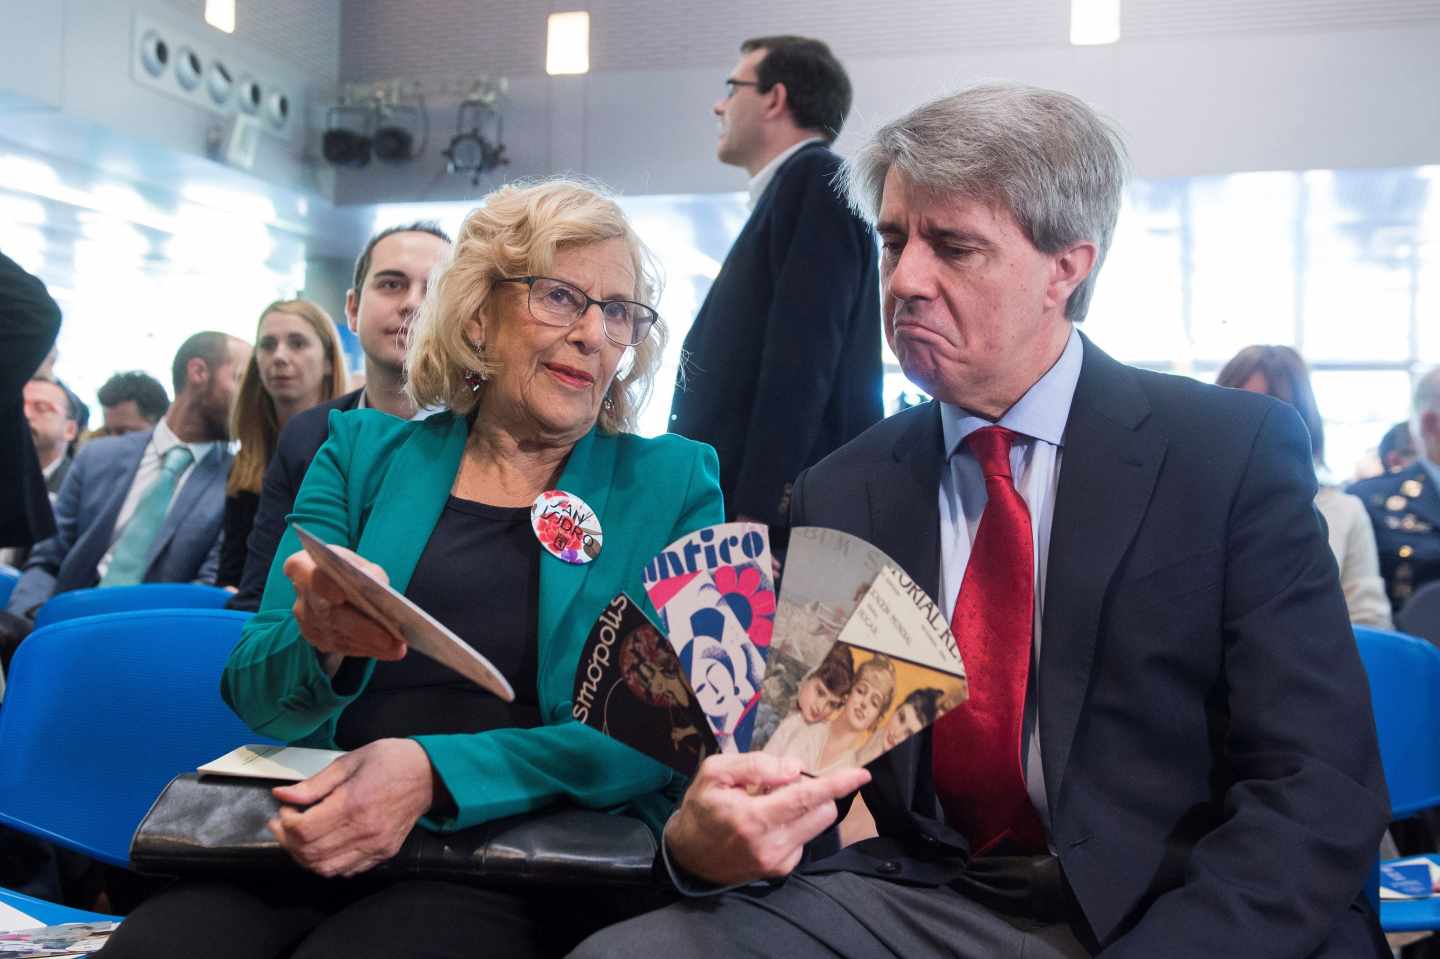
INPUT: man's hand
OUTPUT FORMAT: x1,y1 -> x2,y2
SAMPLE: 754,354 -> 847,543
283,546 -> 405,661
268,738 -> 434,878
665,753 -> 870,887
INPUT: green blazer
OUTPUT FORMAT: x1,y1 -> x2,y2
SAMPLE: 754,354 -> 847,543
221,409 -> 724,834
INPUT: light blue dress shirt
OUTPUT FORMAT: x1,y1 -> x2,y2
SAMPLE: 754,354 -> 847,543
937,326 -> 1082,837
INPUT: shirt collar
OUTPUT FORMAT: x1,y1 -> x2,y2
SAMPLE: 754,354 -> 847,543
41,454 -> 67,481
747,137 -> 825,208
153,417 -> 216,464
940,325 -> 1083,457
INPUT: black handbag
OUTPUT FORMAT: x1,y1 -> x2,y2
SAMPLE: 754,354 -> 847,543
129,773 -> 659,887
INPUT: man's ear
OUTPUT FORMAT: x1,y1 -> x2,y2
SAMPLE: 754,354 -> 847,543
1046,242 -> 1099,314
762,82 -> 790,123
345,288 -> 360,333
187,356 -> 211,391
62,419 -> 78,444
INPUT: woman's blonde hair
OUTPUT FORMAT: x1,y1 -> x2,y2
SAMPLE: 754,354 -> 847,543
405,178 -> 665,433
227,298 -> 348,495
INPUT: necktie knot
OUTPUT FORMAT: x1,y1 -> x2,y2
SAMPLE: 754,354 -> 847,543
161,445 -> 194,478
967,426 -> 1017,480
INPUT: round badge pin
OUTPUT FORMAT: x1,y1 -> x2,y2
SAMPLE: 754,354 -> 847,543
531,489 -> 603,565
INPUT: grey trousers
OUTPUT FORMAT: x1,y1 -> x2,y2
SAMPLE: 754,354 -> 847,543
569,871 -> 1093,959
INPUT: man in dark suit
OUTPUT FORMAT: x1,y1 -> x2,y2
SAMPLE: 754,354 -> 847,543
0,379 -> 79,570
2,332 -> 249,636
1,251 -> 62,554
668,36 -> 882,529
575,85 -> 1388,958
228,221 -> 451,611
1350,367 -> 1440,612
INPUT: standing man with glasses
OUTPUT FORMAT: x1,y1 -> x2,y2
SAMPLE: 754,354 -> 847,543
668,36 -> 882,532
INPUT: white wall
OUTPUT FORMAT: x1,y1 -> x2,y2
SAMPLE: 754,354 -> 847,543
0,0 -> 336,199
328,18 -> 1440,204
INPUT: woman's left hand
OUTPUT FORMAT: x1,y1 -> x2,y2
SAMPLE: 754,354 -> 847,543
267,738 -> 435,878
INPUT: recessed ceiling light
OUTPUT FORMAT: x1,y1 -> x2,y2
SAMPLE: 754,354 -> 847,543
205,0 -> 235,34
547,12 -> 590,76
1071,0 -> 1120,46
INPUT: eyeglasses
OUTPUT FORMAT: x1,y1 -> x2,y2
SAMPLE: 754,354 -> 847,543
499,276 -> 659,347
723,79 -> 761,99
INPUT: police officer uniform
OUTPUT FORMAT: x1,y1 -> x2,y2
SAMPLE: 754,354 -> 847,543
1350,461 -> 1440,611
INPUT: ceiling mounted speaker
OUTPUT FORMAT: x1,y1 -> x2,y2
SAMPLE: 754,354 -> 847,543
264,90 -> 289,129
175,47 -> 203,91
140,30 -> 169,77
207,62 -> 232,105
236,77 -> 261,114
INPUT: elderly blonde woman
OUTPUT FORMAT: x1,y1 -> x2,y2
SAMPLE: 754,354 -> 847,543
99,181 -> 723,959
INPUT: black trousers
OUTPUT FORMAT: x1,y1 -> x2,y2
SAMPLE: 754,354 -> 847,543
97,872 -> 672,959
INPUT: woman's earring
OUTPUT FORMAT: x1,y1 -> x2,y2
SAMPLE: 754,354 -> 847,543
463,341 -> 488,392
602,395 -> 616,413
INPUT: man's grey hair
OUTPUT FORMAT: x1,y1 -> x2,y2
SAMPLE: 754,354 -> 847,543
839,82 -> 1129,322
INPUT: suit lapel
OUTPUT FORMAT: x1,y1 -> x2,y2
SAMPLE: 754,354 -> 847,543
88,433 -> 149,555
537,429 -> 615,681
1038,336 -> 1165,817
145,446 -> 226,570
868,403 -> 945,818
870,403 -> 944,599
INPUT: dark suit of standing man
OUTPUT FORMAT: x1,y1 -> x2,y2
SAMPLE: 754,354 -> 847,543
668,36 -> 881,528
575,84 -> 1388,959
0,251 -> 62,552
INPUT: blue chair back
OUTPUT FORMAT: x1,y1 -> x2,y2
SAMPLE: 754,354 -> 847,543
33,583 -> 233,629
0,564 -> 19,608
1353,625 -> 1440,819
0,608 -> 275,866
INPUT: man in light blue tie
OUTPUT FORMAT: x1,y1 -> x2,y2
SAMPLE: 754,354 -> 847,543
1,331 -> 250,642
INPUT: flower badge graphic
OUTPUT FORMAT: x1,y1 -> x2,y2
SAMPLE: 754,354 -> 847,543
530,489 -> 603,564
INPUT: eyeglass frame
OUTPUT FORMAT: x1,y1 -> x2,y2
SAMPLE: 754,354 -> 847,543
497,275 -> 660,347
723,78 -> 762,98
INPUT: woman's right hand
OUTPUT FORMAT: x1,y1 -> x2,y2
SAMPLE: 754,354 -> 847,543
282,546 -> 407,661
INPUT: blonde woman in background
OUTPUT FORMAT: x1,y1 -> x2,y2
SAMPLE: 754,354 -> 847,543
1216,345 -> 1392,629
218,299 -> 348,588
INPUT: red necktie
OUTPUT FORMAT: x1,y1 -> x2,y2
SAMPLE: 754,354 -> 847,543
931,426 -> 1047,856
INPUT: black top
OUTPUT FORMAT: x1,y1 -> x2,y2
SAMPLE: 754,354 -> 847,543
217,491 -> 258,588
333,496 -> 541,749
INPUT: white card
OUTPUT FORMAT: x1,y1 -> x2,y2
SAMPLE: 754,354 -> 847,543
198,745 -> 344,782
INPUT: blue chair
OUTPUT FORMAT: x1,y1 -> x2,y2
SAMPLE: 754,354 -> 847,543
1354,625 -> 1440,932
0,885 -> 116,928
0,608 -> 274,867
0,564 -> 19,608
32,583 -> 233,629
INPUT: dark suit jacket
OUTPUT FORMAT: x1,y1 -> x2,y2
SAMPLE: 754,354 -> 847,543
669,143 -> 883,527
0,251 -> 62,548
229,388 -> 363,611
5,429 -> 231,616
792,336 -> 1389,957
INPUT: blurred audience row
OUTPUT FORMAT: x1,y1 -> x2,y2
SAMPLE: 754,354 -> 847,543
4,230 -> 1440,665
